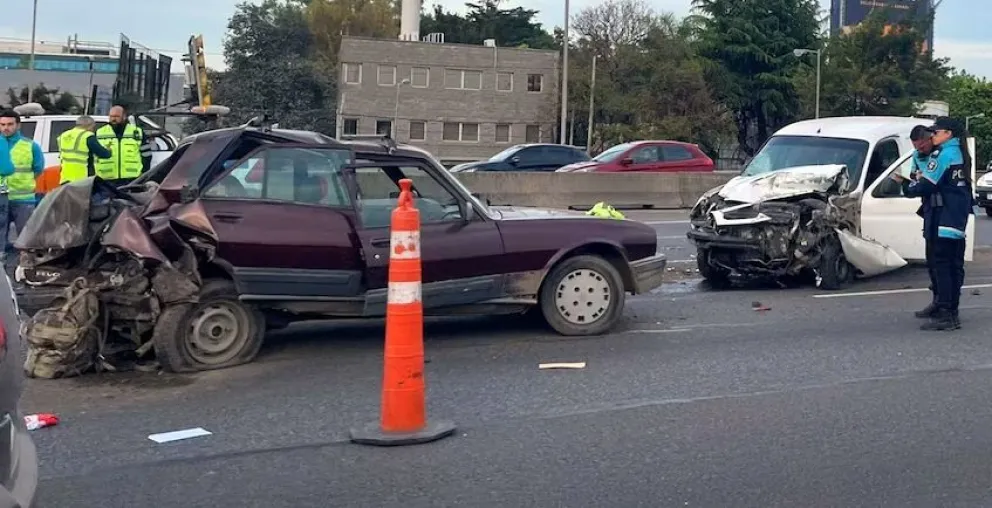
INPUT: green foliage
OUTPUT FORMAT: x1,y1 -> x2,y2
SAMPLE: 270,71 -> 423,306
201,0 -> 336,134
819,8 -> 949,117
6,84 -> 83,114
421,0 -> 556,49
691,0 -> 820,155
943,72 -> 992,169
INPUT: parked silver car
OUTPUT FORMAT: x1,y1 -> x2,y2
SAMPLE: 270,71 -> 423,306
0,272 -> 37,507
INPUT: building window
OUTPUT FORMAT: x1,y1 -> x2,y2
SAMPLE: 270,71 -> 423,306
409,121 -> 426,141
525,124 -> 541,143
376,120 -> 392,136
496,72 -> 513,92
343,63 -> 362,84
527,74 -> 543,92
495,124 -> 510,143
444,69 -> 482,90
411,67 -> 429,88
377,64 -> 396,86
342,118 -> 358,136
442,122 -> 479,142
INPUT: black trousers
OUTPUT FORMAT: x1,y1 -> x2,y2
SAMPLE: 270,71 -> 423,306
932,237 -> 966,315
925,237 -> 938,303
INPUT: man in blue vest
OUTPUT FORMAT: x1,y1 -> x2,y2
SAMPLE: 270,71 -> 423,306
893,117 -> 974,330
0,110 -> 44,264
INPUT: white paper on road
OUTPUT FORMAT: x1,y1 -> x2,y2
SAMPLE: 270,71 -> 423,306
148,427 -> 213,444
539,362 -> 587,370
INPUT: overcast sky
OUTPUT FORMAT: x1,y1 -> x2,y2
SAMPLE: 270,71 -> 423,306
1,0 -> 988,77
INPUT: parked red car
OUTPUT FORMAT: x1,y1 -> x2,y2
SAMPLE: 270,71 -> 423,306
556,141 -> 714,173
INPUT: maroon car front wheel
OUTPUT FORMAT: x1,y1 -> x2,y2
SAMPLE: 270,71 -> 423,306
539,254 -> 625,336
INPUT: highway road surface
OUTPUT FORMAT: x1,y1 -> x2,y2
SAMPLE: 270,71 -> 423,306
24,213 -> 992,508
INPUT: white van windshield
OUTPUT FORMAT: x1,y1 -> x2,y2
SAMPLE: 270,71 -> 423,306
743,135 -> 870,183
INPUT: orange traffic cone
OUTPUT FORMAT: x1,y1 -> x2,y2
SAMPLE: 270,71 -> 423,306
350,179 -> 455,446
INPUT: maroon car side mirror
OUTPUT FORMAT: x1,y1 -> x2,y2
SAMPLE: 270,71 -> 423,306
620,157 -> 633,166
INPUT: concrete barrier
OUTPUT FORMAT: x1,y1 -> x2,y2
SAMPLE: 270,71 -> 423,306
354,171 -> 738,209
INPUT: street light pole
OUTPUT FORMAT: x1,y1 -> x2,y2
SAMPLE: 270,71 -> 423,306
27,0 -> 38,103
559,0 -> 569,144
586,55 -> 596,153
793,48 -> 821,119
393,78 -> 410,138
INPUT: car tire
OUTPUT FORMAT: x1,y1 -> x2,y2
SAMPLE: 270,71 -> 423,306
152,279 -> 265,373
816,237 -> 853,291
539,255 -> 625,336
697,248 -> 731,288
985,207 -> 992,218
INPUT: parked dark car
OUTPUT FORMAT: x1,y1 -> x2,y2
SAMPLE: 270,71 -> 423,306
13,126 -> 666,373
449,144 -> 590,172
0,272 -> 38,508
557,141 -> 714,173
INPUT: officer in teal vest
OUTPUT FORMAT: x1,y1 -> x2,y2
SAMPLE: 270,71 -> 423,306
0,109 -> 44,264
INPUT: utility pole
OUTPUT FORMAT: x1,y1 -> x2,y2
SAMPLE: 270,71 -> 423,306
27,0 -> 39,103
559,0 -> 570,144
586,55 -> 597,153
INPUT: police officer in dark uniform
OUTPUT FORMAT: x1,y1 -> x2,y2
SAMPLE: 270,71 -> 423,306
893,117 -> 974,330
904,125 -> 939,318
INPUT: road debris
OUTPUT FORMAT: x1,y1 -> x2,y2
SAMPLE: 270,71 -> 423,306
539,362 -> 587,370
24,413 -> 58,431
148,427 -> 213,444
751,301 -> 771,312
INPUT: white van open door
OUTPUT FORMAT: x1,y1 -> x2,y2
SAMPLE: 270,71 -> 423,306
860,139 -> 977,262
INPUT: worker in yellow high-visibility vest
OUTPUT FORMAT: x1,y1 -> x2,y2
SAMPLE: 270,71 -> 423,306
0,109 -> 44,264
57,115 -> 111,184
94,105 -> 152,186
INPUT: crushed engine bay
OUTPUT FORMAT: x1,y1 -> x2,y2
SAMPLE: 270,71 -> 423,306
687,165 -> 907,286
13,177 -> 217,375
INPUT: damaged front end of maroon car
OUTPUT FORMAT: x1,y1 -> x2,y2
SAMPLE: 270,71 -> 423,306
14,177 -> 219,378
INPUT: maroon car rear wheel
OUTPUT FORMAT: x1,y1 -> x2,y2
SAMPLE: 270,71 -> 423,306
152,279 -> 265,372
539,255 -> 625,336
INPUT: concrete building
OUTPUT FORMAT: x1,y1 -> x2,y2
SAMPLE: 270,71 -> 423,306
337,36 -> 560,165
0,36 -> 185,114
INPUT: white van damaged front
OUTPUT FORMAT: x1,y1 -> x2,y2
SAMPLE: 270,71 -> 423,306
687,164 -> 906,288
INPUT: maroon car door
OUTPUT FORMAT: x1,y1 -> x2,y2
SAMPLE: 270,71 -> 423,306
346,162 -> 506,313
196,145 -> 365,299
620,145 -> 664,172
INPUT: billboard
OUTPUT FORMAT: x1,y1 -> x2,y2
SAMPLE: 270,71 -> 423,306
112,34 -> 173,110
830,0 -> 934,48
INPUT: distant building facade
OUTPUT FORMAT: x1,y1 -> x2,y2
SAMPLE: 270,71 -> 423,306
0,36 -> 184,114
830,0 -> 934,51
337,36 -> 560,165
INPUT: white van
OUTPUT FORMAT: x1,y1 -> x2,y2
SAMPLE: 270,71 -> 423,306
688,116 -> 976,288
14,114 -> 179,169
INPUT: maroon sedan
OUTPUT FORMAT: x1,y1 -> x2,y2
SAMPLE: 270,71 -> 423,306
14,126 -> 667,373
557,140 -> 714,173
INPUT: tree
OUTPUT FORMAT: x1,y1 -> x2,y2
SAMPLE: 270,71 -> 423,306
943,71 -> 992,169
691,0 -> 821,156
206,0 -> 336,134
818,8 -> 949,117
6,84 -> 82,114
567,1 -> 731,155
421,0 -> 556,49
306,0 -> 398,62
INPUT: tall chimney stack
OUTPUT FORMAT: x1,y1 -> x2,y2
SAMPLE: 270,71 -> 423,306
399,0 -> 421,41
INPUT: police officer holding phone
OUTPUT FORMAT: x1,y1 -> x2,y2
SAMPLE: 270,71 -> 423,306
892,117 -> 974,330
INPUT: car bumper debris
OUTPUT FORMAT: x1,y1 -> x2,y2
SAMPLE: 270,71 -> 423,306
630,253 -> 667,294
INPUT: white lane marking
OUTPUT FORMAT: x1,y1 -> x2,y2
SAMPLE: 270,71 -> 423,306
148,427 -> 212,444
657,235 -> 688,239
643,220 -> 689,225
387,281 -> 422,304
813,283 -> 992,299
624,322 -> 765,333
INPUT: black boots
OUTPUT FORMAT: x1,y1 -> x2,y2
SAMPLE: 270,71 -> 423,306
920,310 -> 961,331
914,302 -> 939,319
